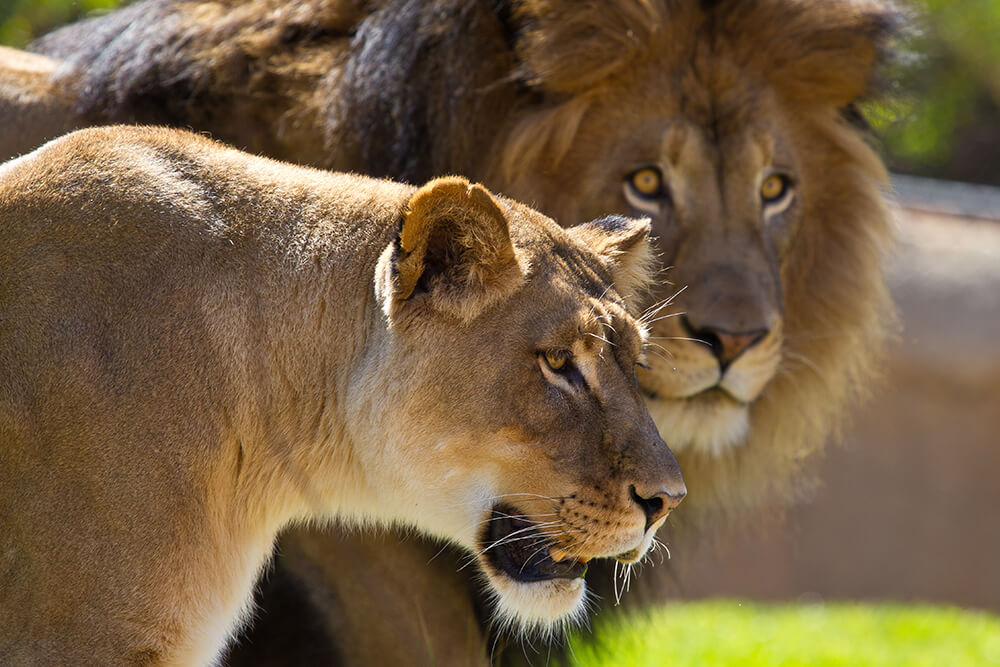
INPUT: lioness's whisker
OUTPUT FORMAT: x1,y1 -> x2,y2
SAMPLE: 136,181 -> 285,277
583,285 -> 614,327
488,492 -> 566,503
642,341 -> 674,362
613,561 -> 623,605
457,532 -> 553,572
638,286 -> 687,323
650,536 -> 671,564
477,512 -> 559,526
585,332 -> 614,347
648,335 -> 713,348
458,521 -> 563,569
519,543 -> 555,574
641,311 -> 686,325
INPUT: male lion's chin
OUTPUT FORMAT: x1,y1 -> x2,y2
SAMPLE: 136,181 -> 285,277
480,569 -> 588,638
644,389 -> 750,458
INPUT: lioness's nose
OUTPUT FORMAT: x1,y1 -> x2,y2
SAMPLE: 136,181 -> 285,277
681,315 -> 767,369
630,484 -> 686,532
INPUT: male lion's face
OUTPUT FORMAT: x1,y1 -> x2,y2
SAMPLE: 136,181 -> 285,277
502,88 -> 809,458
357,180 -> 685,632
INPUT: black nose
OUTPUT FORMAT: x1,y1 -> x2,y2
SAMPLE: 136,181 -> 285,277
680,315 -> 767,371
630,484 -> 686,532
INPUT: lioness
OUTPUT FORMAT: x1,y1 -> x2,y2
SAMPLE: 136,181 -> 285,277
0,0 -> 900,660
0,126 -> 684,664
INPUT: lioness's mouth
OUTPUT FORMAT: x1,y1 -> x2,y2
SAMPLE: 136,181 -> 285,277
483,507 -> 588,583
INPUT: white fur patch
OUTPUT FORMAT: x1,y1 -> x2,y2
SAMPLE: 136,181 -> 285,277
479,569 -> 589,641
646,393 -> 750,458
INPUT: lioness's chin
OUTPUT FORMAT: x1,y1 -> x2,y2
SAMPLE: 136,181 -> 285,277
480,569 -> 587,636
645,391 -> 750,458
474,506 -> 592,636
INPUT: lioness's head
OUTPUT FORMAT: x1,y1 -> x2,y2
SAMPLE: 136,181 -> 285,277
486,0 -> 899,509
349,177 -> 684,632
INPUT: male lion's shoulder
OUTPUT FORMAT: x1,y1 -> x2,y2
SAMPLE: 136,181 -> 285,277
32,0 -> 371,122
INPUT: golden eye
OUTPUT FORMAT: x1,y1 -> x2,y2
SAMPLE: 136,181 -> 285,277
629,167 -> 664,198
543,350 -> 568,371
760,174 -> 788,202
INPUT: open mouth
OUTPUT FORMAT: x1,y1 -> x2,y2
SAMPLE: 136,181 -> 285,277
483,506 -> 588,583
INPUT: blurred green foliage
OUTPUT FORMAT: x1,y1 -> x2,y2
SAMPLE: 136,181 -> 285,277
2,0 -> 1000,184
870,0 -> 1000,184
0,0 -> 121,47
563,600 -> 1000,666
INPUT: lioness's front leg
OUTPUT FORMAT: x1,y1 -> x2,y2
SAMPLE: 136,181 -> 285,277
0,46 -> 79,162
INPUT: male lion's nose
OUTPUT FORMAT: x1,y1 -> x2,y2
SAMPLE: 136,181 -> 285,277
630,484 -> 686,532
681,316 -> 767,370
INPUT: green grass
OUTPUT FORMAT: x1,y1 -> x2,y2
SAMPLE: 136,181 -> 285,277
563,600 -> 1000,666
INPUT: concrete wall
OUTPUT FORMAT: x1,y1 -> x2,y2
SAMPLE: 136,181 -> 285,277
671,207 -> 1000,611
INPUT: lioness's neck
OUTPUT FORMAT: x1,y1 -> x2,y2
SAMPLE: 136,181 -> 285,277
185,166 -> 412,532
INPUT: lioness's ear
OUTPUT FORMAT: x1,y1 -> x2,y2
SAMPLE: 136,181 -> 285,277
383,176 -> 523,321
569,215 -> 656,305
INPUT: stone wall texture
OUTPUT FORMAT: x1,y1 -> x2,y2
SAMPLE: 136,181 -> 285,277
673,205 -> 1000,612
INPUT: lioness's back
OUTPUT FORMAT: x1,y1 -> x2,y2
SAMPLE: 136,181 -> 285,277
0,126 -> 416,660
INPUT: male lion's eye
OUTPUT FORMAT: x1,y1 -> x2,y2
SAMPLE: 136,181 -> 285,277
543,350 -> 569,371
626,167 -> 666,199
624,166 -> 671,216
760,174 -> 789,203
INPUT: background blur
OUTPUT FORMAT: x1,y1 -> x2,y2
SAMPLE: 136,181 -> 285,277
3,0 -> 998,616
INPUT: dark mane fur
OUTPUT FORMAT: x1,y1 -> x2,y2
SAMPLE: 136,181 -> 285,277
332,0 -> 523,182
32,0 -> 535,181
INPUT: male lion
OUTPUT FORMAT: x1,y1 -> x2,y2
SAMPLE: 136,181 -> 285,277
0,125 -> 685,664
0,0 -> 900,660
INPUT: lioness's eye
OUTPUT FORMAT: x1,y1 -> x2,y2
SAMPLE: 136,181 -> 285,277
543,350 -> 569,372
760,174 -> 790,203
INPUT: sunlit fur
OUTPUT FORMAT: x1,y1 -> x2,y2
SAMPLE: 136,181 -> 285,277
489,0 -> 900,519
0,0 -> 899,521
0,0 -> 900,654
0,126 -> 684,659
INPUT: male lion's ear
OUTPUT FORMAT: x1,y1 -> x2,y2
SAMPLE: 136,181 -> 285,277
384,176 -> 523,321
569,215 -> 656,305
760,1 -> 903,106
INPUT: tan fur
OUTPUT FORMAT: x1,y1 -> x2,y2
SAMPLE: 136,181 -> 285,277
0,0 -> 899,659
0,46 -> 76,161
0,126 -> 684,663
